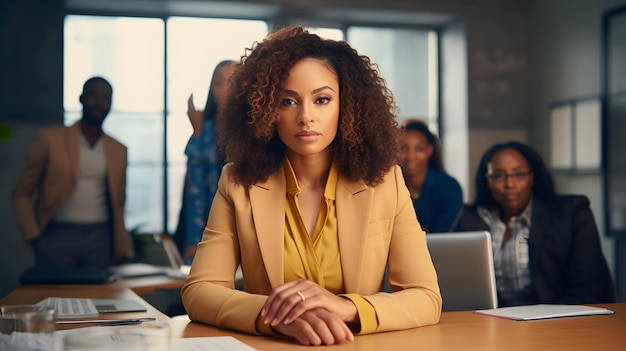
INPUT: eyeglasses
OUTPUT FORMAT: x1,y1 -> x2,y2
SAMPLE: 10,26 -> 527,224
485,171 -> 532,184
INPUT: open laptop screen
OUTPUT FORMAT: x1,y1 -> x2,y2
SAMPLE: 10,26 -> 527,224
426,231 -> 498,312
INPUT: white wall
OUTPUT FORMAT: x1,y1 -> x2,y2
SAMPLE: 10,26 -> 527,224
530,0 -> 626,300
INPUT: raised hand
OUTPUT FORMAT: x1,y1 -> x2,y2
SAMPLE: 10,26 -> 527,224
187,93 -> 204,137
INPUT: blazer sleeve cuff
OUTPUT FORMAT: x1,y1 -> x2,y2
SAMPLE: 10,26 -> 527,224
340,293 -> 379,334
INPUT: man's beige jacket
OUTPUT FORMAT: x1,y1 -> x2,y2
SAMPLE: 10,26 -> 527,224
13,123 -> 133,261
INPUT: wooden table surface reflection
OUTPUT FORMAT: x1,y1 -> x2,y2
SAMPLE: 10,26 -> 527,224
172,303 -> 626,350
1,285 -> 624,350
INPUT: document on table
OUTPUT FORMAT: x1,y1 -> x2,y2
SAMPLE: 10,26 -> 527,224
55,327 -> 258,351
171,336 -> 258,351
475,304 -> 614,321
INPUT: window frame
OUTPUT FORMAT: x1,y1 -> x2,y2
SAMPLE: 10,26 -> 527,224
64,9 -> 442,234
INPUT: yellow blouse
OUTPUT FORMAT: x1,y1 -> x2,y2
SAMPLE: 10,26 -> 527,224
256,158 -> 378,334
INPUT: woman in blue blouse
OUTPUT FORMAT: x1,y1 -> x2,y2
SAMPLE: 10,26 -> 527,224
181,60 -> 238,263
400,120 -> 463,233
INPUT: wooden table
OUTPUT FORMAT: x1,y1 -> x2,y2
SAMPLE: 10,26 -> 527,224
16,275 -> 185,297
173,303 -> 626,350
114,275 -> 185,296
0,285 -> 170,323
1,286 -> 624,350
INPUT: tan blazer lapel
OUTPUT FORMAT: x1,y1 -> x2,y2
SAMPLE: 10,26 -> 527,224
103,135 -> 123,192
250,171 -> 287,288
336,175 -> 372,292
66,123 -> 81,181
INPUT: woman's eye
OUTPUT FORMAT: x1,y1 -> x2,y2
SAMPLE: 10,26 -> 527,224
282,98 -> 296,105
317,97 -> 330,104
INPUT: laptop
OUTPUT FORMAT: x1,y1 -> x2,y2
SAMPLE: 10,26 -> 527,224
35,297 -> 147,319
19,266 -> 119,285
110,262 -> 187,279
426,231 -> 498,312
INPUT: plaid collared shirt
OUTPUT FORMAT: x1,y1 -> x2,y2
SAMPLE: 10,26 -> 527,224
477,200 -> 536,306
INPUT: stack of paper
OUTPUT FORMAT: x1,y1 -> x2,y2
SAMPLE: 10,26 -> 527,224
475,304 -> 614,321
54,328 -> 259,351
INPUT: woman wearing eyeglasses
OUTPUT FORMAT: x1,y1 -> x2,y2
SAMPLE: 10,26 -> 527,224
451,141 -> 615,307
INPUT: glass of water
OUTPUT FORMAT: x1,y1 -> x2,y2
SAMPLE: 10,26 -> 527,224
0,305 -> 56,351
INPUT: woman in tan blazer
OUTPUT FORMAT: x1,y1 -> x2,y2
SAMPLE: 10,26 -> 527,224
181,26 -> 442,346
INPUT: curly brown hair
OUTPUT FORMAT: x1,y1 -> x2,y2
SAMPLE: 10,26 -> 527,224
217,25 -> 402,187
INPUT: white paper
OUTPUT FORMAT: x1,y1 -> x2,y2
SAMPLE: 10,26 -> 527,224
171,336 -> 258,351
475,304 -> 614,321
54,328 -> 258,351
0,331 -> 54,351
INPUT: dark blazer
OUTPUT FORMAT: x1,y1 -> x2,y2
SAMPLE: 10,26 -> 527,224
451,195 -> 616,305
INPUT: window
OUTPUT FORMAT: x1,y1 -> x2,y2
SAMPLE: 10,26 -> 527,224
348,27 -> 438,127
64,15 -> 166,233
548,97 -> 601,172
64,15 -> 267,233
165,18 -> 268,233
64,15 -> 437,234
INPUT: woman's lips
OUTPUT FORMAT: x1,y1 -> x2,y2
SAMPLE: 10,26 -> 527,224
295,131 -> 321,142
500,193 -> 520,202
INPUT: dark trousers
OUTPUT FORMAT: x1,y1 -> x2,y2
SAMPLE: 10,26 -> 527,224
33,221 -> 115,269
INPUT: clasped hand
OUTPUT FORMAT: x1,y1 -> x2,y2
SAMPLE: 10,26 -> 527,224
261,279 -> 357,345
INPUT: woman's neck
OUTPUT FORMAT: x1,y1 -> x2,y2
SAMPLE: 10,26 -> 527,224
405,170 -> 427,198
286,149 -> 333,189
